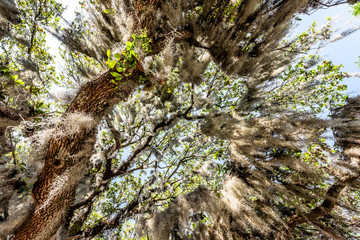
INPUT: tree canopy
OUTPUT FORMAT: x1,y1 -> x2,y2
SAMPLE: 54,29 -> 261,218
0,0 -> 359,239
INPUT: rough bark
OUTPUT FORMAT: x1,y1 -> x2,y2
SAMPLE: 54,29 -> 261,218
285,180 -> 348,232
9,68 -> 142,239
3,1 -> 168,238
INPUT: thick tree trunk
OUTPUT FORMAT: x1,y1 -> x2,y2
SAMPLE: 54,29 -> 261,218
10,69 -> 142,239
6,2 -> 170,237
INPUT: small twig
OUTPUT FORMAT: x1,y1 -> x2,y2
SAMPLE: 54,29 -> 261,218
314,0 -> 347,8
24,111 -> 63,121
8,130 -> 17,166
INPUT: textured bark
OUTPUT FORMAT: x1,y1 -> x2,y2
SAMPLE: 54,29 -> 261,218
9,68 -> 142,239
286,181 -> 347,231
5,1 -> 166,237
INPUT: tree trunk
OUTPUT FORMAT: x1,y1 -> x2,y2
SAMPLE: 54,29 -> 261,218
10,69 -> 142,239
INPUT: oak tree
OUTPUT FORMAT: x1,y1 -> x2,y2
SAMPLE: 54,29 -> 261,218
0,0 -> 359,239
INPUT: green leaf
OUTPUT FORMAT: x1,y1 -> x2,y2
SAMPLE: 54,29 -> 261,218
353,2 -> 360,16
0,66 -> 9,72
139,75 -> 146,82
107,49 -> 111,58
118,61 -> 125,68
130,61 -> 136,68
108,61 -> 117,69
103,9 -> 110,14
115,53 -> 121,61
129,50 -> 136,57
110,71 -> 121,77
16,79 -> 25,86
36,101 -> 44,108
126,41 -> 132,50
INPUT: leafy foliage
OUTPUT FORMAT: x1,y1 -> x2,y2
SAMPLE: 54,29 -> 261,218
0,1 -> 359,240
352,2 -> 360,16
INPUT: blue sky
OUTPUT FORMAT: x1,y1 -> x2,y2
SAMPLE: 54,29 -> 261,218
294,4 -> 360,96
